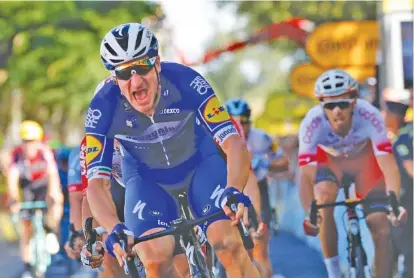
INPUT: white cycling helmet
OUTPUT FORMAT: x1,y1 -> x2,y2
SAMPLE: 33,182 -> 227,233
100,23 -> 159,70
314,69 -> 358,99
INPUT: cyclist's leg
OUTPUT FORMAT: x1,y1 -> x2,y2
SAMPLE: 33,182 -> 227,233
356,151 -> 392,278
252,179 -> 272,278
20,188 -> 36,273
189,154 -> 260,278
314,158 -> 341,277
124,173 -> 180,277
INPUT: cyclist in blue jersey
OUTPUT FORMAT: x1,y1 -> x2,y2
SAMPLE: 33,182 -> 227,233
84,23 -> 259,277
226,98 -> 289,278
64,146 -> 84,260
55,147 -> 72,250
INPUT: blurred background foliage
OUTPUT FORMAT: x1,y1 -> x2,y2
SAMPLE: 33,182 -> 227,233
0,1 -> 160,144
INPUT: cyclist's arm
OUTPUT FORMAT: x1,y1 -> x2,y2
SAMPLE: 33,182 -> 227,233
187,69 -> 249,191
221,135 -> 250,191
299,164 -> 316,213
68,146 -> 84,230
87,178 -> 119,232
243,170 -> 261,218
43,147 -> 64,204
376,154 -> 401,199
297,114 -> 319,212
369,106 -> 402,199
6,163 -> 20,203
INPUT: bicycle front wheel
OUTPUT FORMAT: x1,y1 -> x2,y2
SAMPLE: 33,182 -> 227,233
185,230 -> 215,278
350,246 -> 371,278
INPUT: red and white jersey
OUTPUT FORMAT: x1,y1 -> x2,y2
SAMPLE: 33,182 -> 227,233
298,99 -> 392,166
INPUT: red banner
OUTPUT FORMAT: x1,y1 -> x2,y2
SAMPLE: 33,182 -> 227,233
178,18 -> 314,66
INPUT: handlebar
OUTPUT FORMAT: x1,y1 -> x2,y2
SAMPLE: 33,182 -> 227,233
19,201 -> 47,210
309,191 -> 401,226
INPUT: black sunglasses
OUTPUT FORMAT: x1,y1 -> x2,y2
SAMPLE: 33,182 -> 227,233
114,58 -> 155,81
322,99 -> 354,110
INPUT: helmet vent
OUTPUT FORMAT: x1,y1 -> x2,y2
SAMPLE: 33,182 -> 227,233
105,43 -> 118,56
336,82 -> 344,88
133,47 -> 147,58
117,36 -> 129,52
135,29 -> 144,50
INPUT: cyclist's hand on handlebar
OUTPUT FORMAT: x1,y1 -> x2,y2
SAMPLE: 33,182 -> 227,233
220,187 -> 252,226
81,241 -> 105,269
8,200 -> 20,215
303,216 -> 320,237
105,223 -> 135,268
64,231 -> 84,259
390,206 -> 408,226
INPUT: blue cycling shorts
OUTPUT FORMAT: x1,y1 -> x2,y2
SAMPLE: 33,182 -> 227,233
123,153 -> 230,237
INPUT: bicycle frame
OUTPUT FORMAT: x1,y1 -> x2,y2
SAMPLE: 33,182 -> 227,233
309,180 -> 400,278
342,184 -> 371,278
20,201 -> 50,277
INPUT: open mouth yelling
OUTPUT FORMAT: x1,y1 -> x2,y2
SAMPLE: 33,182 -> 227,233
132,88 -> 149,104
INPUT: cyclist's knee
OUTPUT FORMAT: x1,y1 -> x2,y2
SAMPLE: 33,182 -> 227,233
136,230 -> 175,272
207,222 -> 246,264
366,212 -> 391,241
314,167 -> 338,203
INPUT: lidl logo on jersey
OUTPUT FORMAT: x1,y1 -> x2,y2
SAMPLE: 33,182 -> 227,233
85,134 -> 104,165
198,95 -> 231,131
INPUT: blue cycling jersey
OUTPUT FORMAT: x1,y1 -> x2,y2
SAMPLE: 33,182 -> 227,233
84,62 -> 238,183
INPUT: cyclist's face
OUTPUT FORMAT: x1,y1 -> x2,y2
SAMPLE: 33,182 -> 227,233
322,93 -> 356,136
116,56 -> 161,115
22,140 -> 41,158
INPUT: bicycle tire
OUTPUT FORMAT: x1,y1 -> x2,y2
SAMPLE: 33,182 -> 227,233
353,246 -> 371,278
186,230 -> 214,278
127,258 -> 142,278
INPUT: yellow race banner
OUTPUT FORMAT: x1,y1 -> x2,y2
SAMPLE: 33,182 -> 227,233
289,63 -> 376,98
306,21 -> 379,68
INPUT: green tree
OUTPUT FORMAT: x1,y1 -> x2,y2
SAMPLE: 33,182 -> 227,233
0,1 -> 162,144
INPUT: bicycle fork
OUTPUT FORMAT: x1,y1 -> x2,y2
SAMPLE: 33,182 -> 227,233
346,210 -> 371,278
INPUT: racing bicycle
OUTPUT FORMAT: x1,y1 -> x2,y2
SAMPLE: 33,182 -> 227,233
13,201 -> 50,278
86,183 -> 253,278
309,174 -> 401,278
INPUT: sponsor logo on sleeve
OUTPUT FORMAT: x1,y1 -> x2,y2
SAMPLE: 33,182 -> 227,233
302,116 -> 322,144
214,125 -> 238,145
358,107 -> 383,133
190,75 -> 211,95
198,95 -> 231,131
85,108 -> 102,129
85,134 -> 104,165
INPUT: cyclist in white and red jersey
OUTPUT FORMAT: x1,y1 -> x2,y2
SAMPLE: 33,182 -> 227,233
299,69 -> 408,278
7,121 -> 63,278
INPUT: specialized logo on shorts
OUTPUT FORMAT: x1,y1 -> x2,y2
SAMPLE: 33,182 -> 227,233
198,95 -> 231,131
132,200 -> 146,220
210,184 -> 225,209
86,135 -> 103,165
